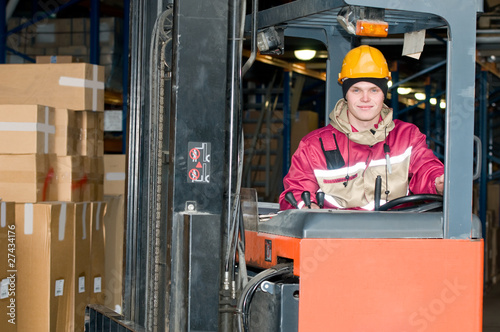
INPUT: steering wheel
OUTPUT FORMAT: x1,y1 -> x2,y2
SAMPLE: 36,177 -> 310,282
377,194 -> 443,213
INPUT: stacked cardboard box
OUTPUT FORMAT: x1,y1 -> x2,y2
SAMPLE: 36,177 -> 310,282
103,154 -> 126,313
473,181 -> 500,285
0,62 -> 107,332
7,17 -> 123,91
0,202 -> 16,332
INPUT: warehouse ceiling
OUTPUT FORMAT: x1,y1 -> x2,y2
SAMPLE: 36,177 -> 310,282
241,0 -> 500,109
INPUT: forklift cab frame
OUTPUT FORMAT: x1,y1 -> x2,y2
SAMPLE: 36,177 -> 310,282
241,0 -> 484,331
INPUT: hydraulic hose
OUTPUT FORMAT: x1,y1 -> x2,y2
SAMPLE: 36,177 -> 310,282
235,263 -> 294,332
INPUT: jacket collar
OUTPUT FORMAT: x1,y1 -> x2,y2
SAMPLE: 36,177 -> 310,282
329,99 -> 395,146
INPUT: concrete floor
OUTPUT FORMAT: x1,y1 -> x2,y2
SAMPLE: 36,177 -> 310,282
483,282 -> 500,331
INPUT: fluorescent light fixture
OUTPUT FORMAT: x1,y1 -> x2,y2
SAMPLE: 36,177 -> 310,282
294,49 -> 317,61
397,87 -> 412,95
414,93 -> 426,100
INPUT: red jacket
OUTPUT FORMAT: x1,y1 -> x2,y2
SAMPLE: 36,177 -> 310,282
279,101 -> 444,210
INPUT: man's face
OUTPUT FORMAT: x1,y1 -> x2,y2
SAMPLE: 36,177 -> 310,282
345,81 -> 385,130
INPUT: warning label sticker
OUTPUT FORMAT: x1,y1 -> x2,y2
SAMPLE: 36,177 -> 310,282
187,142 -> 211,183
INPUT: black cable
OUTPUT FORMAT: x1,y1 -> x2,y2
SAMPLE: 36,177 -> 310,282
238,202 -> 245,251
236,263 -> 293,332
384,127 -> 390,201
344,134 -> 350,187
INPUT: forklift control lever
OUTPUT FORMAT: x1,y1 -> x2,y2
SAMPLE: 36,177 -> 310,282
316,192 -> 325,209
285,192 -> 299,209
302,191 -> 312,209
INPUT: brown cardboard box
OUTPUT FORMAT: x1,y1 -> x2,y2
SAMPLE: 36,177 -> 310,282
291,111 -> 319,154
0,105 -> 55,154
82,157 -> 104,202
90,201 -> 106,305
36,55 -> 76,64
103,195 -> 124,312
54,156 -> 86,202
15,202 -> 74,332
54,109 -> 78,156
488,182 -> 500,228
104,155 -> 126,196
0,154 -> 55,203
76,111 -> 104,156
72,202 -> 91,332
0,63 -> 105,112
0,202 -> 16,332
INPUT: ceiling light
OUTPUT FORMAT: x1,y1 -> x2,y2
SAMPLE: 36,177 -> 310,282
440,101 -> 446,109
294,49 -> 317,61
430,98 -> 437,105
414,93 -> 426,100
387,80 -> 393,88
397,87 -> 412,95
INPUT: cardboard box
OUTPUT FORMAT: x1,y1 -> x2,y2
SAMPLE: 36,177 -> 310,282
104,155 -> 126,196
36,55 -> 76,64
72,202 -> 91,332
0,63 -> 105,112
0,105 -> 55,154
90,201 -> 106,305
82,157 -> 104,202
15,202 -> 74,332
76,111 -> 104,156
0,154 -> 55,203
54,156 -> 87,202
103,195 -> 124,313
291,111 -> 319,154
0,202 -> 16,332
54,109 -> 78,156
488,182 -> 500,228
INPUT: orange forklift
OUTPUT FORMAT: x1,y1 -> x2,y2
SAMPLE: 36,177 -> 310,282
88,0 -> 484,331
237,1 -> 483,331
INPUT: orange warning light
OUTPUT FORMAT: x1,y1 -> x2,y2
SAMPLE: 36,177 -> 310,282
355,20 -> 388,37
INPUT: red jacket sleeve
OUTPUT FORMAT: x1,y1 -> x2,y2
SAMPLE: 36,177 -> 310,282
279,139 -> 322,210
407,126 -> 444,194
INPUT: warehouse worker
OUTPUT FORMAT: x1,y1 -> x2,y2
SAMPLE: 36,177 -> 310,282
279,45 -> 444,210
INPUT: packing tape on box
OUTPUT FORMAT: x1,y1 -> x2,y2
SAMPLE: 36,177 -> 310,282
0,106 -> 55,153
1,202 -> 5,228
105,172 -> 125,181
82,202 -> 87,240
59,202 -> 66,241
24,203 -> 33,235
58,66 -> 104,112
95,201 -> 101,231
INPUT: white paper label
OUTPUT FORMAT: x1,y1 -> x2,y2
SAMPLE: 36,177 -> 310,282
93,277 -> 102,293
1,202 -> 6,228
0,279 -> 9,299
82,202 -> 87,240
78,277 -> 86,293
24,203 -> 34,235
55,279 -> 64,297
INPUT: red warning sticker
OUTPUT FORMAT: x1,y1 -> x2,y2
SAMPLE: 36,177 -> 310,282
189,169 -> 200,181
187,142 -> 211,183
189,148 -> 200,161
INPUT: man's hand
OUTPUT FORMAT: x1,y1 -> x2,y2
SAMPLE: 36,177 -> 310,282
301,202 -> 320,209
435,174 -> 444,195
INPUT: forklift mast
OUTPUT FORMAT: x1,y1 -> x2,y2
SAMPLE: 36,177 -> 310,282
87,0 -> 483,331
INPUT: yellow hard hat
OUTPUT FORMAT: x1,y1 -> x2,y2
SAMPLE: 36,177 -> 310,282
338,45 -> 391,84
